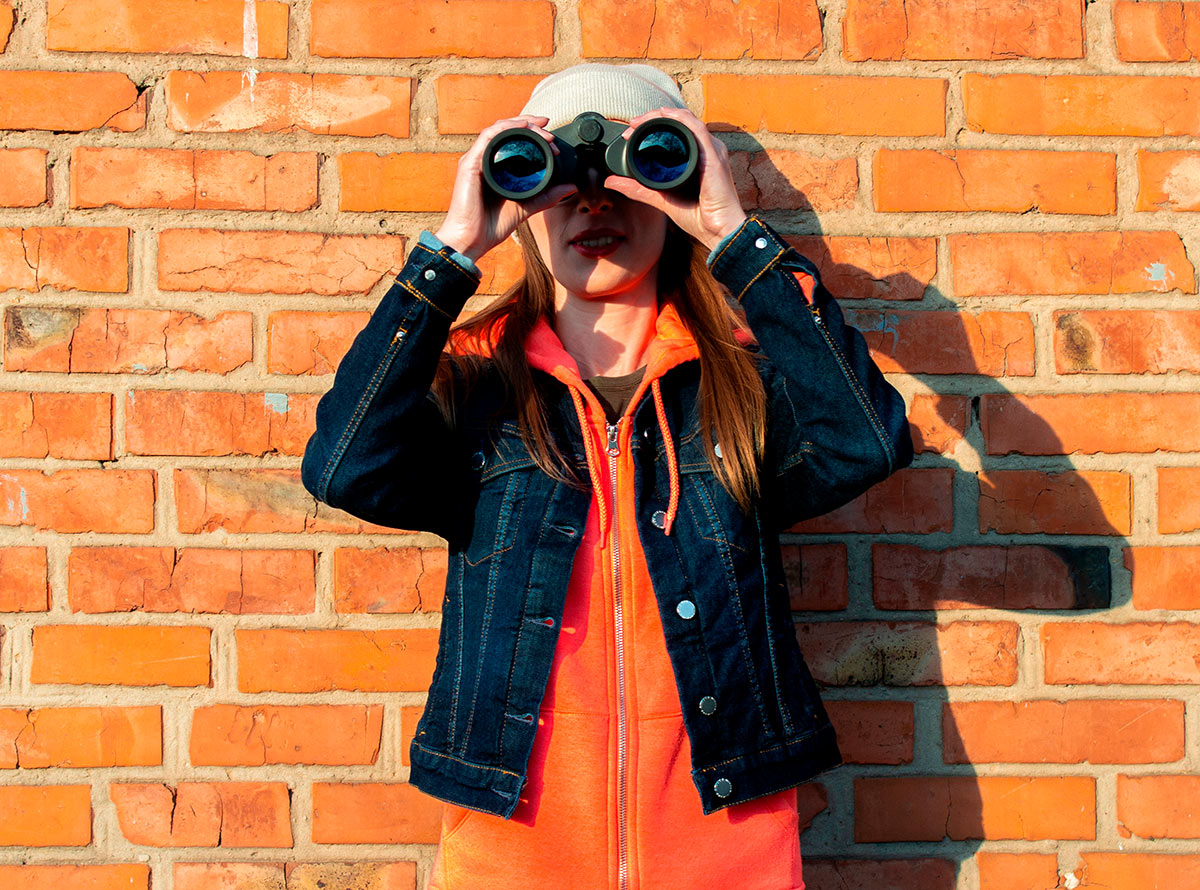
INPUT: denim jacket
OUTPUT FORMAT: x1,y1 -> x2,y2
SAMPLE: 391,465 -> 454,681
301,217 -> 913,818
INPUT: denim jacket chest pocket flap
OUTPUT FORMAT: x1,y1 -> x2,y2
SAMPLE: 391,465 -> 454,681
463,422 -> 538,566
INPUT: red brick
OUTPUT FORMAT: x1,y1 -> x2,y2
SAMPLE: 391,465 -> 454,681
797,621 -> 1019,686
267,311 -> 369,375
0,149 -> 47,207
950,231 -> 1193,296
0,865 -> 150,890
965,74 -> 1200,136
580,0 -> 821,59
110,782 -> 291,847
72,147 -> 317,211
0,786 -> 91,846
1138,150 -> 1200,211
979,470 -> 1131,535
788,236 -> 936,301
0,469 -> 154,533
945,700 -> 1185,764
982,393 -> 1200,455
0,227 -> 128,293
874,544 -> 1108,610
874,149 -> 1114,214
793,468 -> 953,534
854,776 -> 1094,842
825,700 -> 913,764
0,547 -> 47,611
436,75 -> 543,134
190,705 -> 382,766
334,547 -> 447,613
312,0 -> 553,58
237,629 -> 439,693
0,71 -> 143,132
174,864 -> 284,890
166,71 -> 412,137
126,391 -> 316,457
0,706 -> 161,768
1159,467 -> 1200,533
731,150 -> 858,212
908,394 -> 968,455
399,705 -> 422,767
1078,852 -> 1200,888
704,75 -> 946,136
68,548 -> 315,614
1119,776 -> 1200,838
158,229 -> 405,295
848,310 -> 1034,376
1127,547 -> 1200,609
0,1 -> 11,52
475,237 -> 524,296
780,543 -> 848,611
977,853 -> 1060,890
48,0 -> 288,55
1057,310 -> 1200,373
285,863 -> 418,890
0,393 -> 111,459
311,783 -> 441,844
802,860 -> 956,890
32,625 -> 210,687
796,783 -> 828,832
339,153 -> 458,212
1043,622 -> 1200,685
1114,1 -> 1200,61
845,0 -> 1084,60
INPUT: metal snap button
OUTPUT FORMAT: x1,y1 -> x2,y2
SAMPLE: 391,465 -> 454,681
754,237 -> 768,249
651,510 -> 667,529
699,695 -> 717,716
676,600 -> 696,620
424,269 -> 436,280
713,442 -> 723,459
714,777 -> 733,798
470,451 -> 486,470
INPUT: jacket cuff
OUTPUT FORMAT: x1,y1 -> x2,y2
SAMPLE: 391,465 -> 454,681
400,238 -> 482,321
706,216 -> 790,303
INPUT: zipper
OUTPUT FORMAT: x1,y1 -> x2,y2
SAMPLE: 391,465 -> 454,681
606,420 -> 630,890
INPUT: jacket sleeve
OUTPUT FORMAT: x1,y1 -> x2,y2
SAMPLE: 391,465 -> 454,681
300,238 -> 481,536
708,216 -> 914,532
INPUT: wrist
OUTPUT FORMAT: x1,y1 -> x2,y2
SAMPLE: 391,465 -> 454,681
433,226 -> 486,263
701,211 -> 748,253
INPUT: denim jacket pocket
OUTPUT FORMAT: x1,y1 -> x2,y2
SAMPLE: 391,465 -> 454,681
464,423 -> 537,567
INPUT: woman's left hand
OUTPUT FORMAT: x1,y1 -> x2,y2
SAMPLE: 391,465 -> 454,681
602,107 -> 747,252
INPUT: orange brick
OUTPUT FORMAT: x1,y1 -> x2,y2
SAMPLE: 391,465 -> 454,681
1114,1 -> 1200,61
731,150 -> 858,212
0,865 -> 150,890
0,393 -> 111,459
1127,547 -> 1200,609
1138,150 -> 1200,211
32,625 -> 210,687
399,704 -> 422,767
873,544 -> 1111,610
825,700 -> 913,764
788,236 -> 936,301
945,700 -> 1184,764
0,71 -> 143,132
436,74 -> 543,134
982,393 -> 1200,455
0,786 -> 91,846
965,74 -> 1200,136
312,0 -> 553,57
908,394 -> 968,455
166,70 -> 411,137
1057,310 -> 1200,373
780,542 -> 848,611
334,547 -> 447,613
845,0 -> 1084,60
1079,852 -> 1200,888
158,229 -> 405,295
0,227 -> 128,293
854,776 -> 1094,842
285,863 -> 418,890
72,147 -> 317,211
950,231 -> 1194,296
125,391 -> 316,457
1119,776 -> 1200,838
339,153 -> 458,212
68,548 -> 314,614
0,547 -> 47,611
111,782 -> 291,847
48,0 -> 288,55
704,75 -> 946,136
0,149 -> 47,206
0,706 -> 161,768
797,621 -> 1019,686
0,1 -> 10,52
977,853 -> 1060,890
803,861 -> 955,890
0,469 -> 154,533
190,705 -> 381,766
793,468 -> 953,534
979,470 -> 1131,535
580,0 -> 820,59
1043,622 -> 1200,684
237,629 -> 439,692
267,311 -> 369,375
874,149 -> 1114,214
1159,467 -> 1200,533
174,864 -> 284,890
311,783 -> 441,844
475,237 -> 524,296
847,310 -> 1034,376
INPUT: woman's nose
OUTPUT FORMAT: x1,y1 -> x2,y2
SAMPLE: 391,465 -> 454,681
574,166 -> 613,213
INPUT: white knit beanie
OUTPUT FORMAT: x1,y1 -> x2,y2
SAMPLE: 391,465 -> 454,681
520,63 -> 688,129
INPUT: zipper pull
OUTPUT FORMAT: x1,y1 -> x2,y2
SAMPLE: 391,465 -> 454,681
606,423 -> 620,457
809,304 -> 824,325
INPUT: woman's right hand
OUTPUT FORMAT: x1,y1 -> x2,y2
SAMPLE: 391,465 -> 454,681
434,116 -> 578,263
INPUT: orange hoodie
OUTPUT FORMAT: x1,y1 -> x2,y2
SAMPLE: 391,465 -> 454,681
428,304 -> 804,890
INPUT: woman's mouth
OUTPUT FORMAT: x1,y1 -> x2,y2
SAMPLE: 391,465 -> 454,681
570,230 -> 624,258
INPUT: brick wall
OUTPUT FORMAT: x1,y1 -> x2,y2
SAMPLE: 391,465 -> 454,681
0,1 -> 1197,889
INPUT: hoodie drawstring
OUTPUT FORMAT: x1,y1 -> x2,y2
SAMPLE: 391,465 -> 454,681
568,387 -> 610,537
651,378 -> 679,537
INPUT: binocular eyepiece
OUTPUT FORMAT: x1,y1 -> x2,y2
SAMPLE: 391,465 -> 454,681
482,112 -> 699,201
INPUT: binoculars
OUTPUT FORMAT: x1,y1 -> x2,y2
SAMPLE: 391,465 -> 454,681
482,112 -> 699,201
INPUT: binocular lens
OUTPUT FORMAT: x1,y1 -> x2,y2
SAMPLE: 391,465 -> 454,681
630,128 -> 691,185
488,136 -> 550,195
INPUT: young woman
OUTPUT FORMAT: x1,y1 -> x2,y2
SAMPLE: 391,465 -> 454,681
302,64 -> 913,890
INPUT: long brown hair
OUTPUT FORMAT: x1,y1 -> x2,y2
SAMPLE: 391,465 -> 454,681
433,222 -> 767,511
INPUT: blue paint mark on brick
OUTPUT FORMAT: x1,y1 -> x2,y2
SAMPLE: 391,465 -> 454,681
1146,262 -> 1170,283
264,393 -> 290,414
